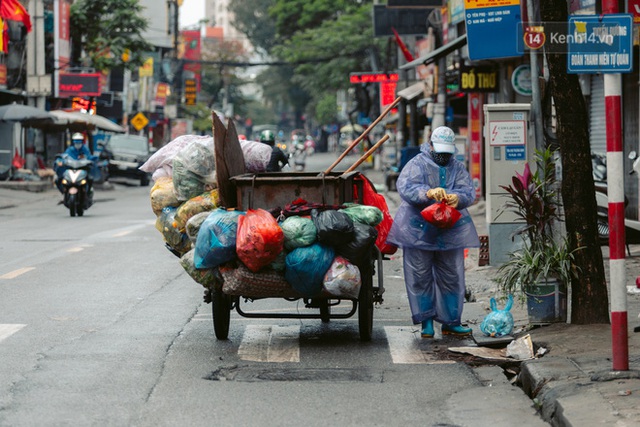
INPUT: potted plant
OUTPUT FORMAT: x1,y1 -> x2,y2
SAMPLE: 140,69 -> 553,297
495,147 -> 580,324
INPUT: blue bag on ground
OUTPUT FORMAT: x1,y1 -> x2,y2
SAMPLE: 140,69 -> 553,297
480,295 -> 514,337
285,243 -> 334,297
194,209 -> 244,268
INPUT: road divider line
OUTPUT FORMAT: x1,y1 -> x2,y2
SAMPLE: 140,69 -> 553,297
113,230 -> 133,237
384,326 -> 456,364
238,325 -> 300,363
0,267 -> 35,279
0,324 -> 26,342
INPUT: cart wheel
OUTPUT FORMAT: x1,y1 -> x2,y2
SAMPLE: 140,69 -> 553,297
319,299 -> 331,323
358,281 -> 373,342
211,289 -> 231,340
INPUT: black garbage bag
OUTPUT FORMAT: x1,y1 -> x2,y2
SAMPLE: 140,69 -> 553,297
336,222 -> 378,265
312,209 -> 354,246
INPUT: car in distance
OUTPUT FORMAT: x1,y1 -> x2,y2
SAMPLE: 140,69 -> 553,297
103,134 -> 153,186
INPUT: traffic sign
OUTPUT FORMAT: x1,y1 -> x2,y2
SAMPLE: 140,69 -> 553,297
130,112 -> 149,131
566,14 -> 633,74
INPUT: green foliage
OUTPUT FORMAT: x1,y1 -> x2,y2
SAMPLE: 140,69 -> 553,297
315,93 -> 338,125
495,148 -> 581,295
228,0 -> 277,54
70,0 -> 153,71
273,5 -> 382,97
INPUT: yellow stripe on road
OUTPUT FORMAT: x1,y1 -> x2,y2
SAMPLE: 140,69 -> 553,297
0,324 -> 26,342
238,325 -> 300,363
0,267 -> 35,279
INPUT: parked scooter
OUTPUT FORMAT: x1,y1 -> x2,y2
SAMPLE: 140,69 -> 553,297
54,154 -> 94,217
593,151 -> 640,254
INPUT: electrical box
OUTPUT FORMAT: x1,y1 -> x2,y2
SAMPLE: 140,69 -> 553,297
484,103 -> 535,265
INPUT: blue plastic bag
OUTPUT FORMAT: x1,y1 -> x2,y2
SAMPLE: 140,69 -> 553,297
194,209 -> 244,268
480,295 -> 514,337
285,243 -> 334,297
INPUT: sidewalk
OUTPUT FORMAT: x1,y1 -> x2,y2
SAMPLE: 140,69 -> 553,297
363,164 -> 640,427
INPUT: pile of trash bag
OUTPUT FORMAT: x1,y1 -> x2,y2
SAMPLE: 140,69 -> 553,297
143,134 -> 384,300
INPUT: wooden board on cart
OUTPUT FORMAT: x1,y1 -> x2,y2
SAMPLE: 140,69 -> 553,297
213,113 -> 245,208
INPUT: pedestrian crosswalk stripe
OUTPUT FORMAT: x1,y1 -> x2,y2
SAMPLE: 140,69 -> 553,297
0,324 -> 26,342
0,267 -> 35,279
384,326 -> 456,364
238,325 -> 300,363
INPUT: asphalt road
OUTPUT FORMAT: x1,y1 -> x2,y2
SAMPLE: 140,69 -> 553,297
0,152 -> 547,426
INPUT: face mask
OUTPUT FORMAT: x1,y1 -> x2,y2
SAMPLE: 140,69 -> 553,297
431,151 -> 452,166
74,142 -> 83,150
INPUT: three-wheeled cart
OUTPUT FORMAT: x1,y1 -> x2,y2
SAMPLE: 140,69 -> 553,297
208,171 -> 385,342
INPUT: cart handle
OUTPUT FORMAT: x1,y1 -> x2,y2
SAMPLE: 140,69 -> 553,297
323,96 -> 401,175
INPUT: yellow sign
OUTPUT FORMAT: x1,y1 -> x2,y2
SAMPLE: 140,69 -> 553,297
131,112 -> 149,131
139,57 -> 154,77
464,0 -> 519,9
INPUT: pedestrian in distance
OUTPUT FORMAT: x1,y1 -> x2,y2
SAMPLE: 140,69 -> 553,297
387,126 -> 480,338
259,130 -> 289,172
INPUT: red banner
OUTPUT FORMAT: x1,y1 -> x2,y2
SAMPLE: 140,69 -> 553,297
468,93 -> 483,200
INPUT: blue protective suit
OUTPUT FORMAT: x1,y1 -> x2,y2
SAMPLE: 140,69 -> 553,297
387,143 -> 480,325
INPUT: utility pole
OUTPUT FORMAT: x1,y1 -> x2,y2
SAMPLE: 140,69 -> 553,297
172,0 -> 183,118
26,0 -> 50,169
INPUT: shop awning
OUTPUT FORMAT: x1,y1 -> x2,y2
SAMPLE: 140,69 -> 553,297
397,81 -> 425,102
400,35 -> 467,70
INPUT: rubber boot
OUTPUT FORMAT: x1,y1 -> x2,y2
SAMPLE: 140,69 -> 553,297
442,324 -> 472,336
421,318 -> 434,338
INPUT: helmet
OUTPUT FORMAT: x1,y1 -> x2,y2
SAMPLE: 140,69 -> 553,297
260,130 -> 275,145
71,132 -> 84,143
238,134 -> 247,141
430,126 -> 456,153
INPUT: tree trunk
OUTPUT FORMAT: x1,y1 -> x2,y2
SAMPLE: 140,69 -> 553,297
540,0 -> 610,324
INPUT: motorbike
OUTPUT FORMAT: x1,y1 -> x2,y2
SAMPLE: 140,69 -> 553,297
592,151 -> 640,255
54,155 -> 94,217
292,142 -> 306,171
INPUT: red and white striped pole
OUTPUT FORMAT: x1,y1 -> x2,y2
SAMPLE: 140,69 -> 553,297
602,0 -> 628,371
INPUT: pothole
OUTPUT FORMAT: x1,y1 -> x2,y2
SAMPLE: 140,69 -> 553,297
205,365 -> 384,382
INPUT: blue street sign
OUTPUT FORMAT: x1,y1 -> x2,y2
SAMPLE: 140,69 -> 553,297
465,0 -> 523,60
567,14 -> 633,74
505,145 -> 526,160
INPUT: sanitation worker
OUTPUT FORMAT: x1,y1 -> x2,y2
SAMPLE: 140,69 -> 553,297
387,126 -> 480,338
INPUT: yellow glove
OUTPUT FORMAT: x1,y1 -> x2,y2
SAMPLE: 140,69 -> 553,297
444,193 -> 459,208
427,187 -> 446,201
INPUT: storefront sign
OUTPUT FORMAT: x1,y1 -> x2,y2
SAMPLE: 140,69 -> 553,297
511,64 -> 532,96
58,73 -> 101,97
464,0 -> 522,60
350,73 -> 399,83
460,65 -> 499,92
184,79 -> 197,106
0,64 -> 7,86
630,0 -> 640,23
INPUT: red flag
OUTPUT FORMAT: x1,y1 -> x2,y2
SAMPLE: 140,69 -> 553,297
391,27 -> 414,62
1,0 -> 31,32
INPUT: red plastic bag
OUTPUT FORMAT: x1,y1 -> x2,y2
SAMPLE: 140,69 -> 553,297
421,202 -> 462,229
236,208 -> 285,272
354,176 -> 398,255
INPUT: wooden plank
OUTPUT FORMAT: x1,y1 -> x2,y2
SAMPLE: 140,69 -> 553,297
213,112 -> 232,208
223,119 -> 246,209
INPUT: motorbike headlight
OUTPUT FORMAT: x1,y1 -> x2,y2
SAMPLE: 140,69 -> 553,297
80,179 -> 87,185
61,179 -> 68,185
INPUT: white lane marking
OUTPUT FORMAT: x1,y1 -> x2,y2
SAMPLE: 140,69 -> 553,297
113,230 -> 133,237
67,247 -> 85,253
384,326 -> 456,364
0,324 -> 26,342
0,267 -> 35,279
238,325 -> 300,363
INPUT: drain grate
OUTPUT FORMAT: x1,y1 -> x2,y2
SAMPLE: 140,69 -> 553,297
205,365 -> 384,383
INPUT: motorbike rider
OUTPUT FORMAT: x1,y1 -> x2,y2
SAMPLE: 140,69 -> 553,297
55,132 -> 96,201
260,130 -> 289,172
